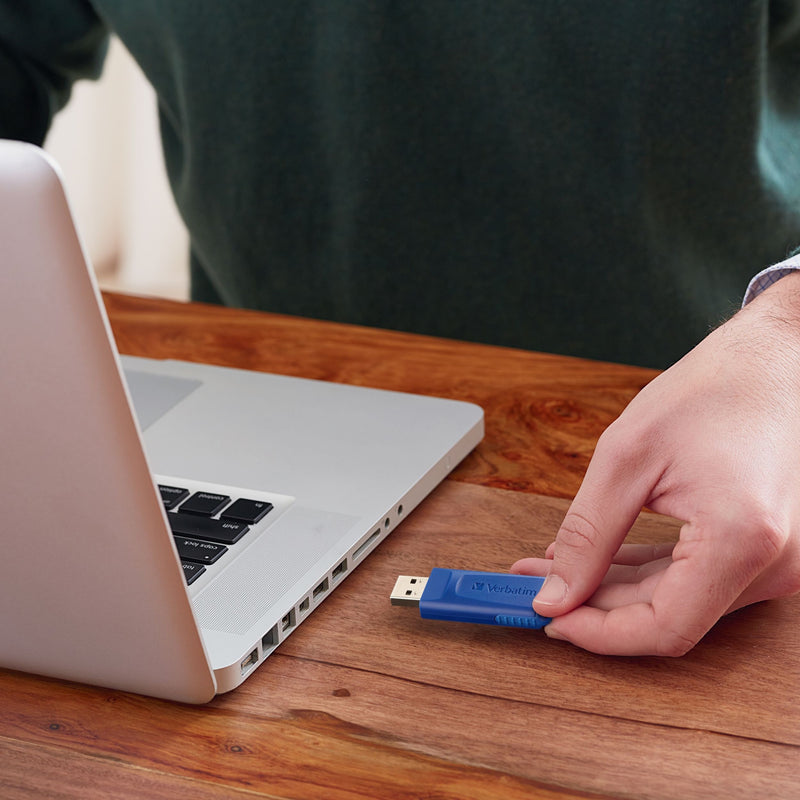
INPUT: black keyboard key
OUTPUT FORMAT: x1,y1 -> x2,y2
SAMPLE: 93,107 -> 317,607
182,561 -> 206,585
179,492 -> 231,516
159,484 -> 190,510
221,498 -> 273,524
174,536 -> 228,564
168,512 -> 250,545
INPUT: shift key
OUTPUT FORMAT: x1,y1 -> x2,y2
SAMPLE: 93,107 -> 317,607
168,512 -> 250,544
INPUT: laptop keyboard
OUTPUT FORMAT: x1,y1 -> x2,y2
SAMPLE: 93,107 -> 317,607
158,484 -> 274,586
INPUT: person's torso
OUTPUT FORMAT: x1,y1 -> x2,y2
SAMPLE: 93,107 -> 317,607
93,0 -> 800,367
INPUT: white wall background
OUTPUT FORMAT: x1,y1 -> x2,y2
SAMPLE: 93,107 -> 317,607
45,38 -> 189,300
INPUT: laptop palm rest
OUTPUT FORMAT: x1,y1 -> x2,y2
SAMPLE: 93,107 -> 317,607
124,368 -> 203,431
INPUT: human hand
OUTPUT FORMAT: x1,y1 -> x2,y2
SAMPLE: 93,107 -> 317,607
512,273 -> 800,655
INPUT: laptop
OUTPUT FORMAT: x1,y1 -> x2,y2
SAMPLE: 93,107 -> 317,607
0,140 -> 484,703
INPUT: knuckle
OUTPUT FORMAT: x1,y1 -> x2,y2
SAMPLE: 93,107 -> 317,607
655,625 -> 700,658
750,513 -> 788,562
652,603 -> 705,657
785,571 -> 800,597
593,420 -> 628,460
730,509 -> 789,576
771,540 -> 800,597
596,412 -> 654,458
781,572 -> 800,598
556,510 -> 604,557
590,415 -> 659,488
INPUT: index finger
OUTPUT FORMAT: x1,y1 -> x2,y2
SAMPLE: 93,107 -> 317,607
543,519 -> 770,655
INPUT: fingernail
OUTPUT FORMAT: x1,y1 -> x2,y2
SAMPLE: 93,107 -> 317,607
544,624 -> 567,641
534,574 -> 568,608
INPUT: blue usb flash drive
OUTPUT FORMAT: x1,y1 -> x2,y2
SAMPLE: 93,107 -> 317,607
390,568 -> 552,629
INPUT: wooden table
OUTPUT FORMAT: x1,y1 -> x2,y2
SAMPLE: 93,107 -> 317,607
2,294 -> 797,800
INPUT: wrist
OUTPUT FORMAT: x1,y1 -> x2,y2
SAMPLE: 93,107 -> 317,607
735,270 -> 800,388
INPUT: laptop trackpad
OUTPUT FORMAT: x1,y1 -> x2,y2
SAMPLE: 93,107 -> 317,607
123,369 -> 203,431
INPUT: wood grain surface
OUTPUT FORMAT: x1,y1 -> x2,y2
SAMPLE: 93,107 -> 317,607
1,294 -> 797,800
106,292 -> 658,499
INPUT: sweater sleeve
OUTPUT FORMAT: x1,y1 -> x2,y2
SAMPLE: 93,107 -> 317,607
0,1 -> 109,144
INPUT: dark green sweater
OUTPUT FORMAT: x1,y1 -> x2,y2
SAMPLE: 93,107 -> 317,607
3,2 -> 800,367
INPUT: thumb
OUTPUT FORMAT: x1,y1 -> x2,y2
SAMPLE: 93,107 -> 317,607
533,508 -> 632,615
532,460 -> 649,616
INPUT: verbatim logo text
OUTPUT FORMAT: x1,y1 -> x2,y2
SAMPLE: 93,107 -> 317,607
472,581 -> 535,596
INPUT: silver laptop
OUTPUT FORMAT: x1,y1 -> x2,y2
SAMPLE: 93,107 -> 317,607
0,140 -> 483,703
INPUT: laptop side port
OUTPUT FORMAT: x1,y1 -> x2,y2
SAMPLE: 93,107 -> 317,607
240,648 -> 259,675
262,624 -> 278,650
353,529 -> 380,562
281,608 -> 296,632
313,577 -> 329,599
332,559 -> 347,582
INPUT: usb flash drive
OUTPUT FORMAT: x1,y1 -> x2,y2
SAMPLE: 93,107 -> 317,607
390,568 -> 552,629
